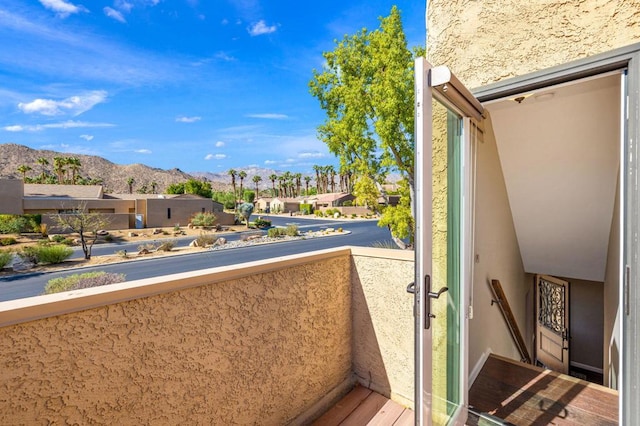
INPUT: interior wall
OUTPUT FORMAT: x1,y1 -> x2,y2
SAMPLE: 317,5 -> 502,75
470,115 -> 530,373
604,173 -> 621,388
564,277 -> 605,370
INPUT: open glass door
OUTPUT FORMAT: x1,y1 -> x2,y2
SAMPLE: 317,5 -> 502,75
414,57 -> 483,425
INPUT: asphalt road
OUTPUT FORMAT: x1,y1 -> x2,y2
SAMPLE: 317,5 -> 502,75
0,215 -> 398,302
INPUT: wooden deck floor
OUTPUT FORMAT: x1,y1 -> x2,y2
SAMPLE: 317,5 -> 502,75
311,385 -> 414,425
468,354 -> 618,425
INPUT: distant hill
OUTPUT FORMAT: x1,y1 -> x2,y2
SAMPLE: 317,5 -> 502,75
0,143 -> 224,194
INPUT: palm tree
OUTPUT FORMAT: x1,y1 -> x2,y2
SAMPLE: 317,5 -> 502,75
67,157 -> 81,184
294,173 -> 302,197
329,166 -> 336,193
252,175 -> 262,199
304,176 -> 312,196
228,169 -> 237,206
53,157 -> 66,184
36,157 -> 49,181
278,175 -> 285,198
269,174 -> 278,197
151,181 -> 158,194
238,171 -> 247,199
313,165 -> 321,194
127,177 -> 135,194
17,164 -> 32,180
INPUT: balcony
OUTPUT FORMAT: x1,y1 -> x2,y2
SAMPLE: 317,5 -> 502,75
0,246 -> 415,424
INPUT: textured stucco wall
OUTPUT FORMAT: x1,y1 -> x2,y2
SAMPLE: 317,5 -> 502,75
0,179 -> 23,215
427,0 -> 640,88
0,254 -> 352,425
351,248 -> 415,409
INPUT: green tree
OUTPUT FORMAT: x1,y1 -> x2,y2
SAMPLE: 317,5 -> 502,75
238,171 -> 247,199
17,164 -> 32,180
228,169 -> 237,208
268,173 -> 278,196
67,157 -> 81,184
166,182 -> 185,194
304,175 -> 312,195
252,175 -> 262,199
127,177 -> 135,194
53,157 -> 66,184
243,189 -> 255,203
237,202 -> 254,228
353,175 -> 380,212
37,157 -> 49,181
184,179 -> 213,198
309,6 -> 420,249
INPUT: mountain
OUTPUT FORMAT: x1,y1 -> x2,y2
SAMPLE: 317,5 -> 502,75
0,143 -> 227,194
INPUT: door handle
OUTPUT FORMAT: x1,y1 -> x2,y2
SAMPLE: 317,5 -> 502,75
428,286 -> 448,299
406,282 -> 416,294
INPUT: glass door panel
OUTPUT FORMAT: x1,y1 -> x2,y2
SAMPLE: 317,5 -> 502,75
430,98 -> 463,425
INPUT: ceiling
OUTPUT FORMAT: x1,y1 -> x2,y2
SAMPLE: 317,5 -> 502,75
484,73 -> 622,282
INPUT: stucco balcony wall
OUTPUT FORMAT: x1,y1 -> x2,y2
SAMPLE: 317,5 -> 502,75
0,246 -> 414,424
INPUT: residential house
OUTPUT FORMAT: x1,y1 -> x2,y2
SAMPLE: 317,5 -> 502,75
311,192 -> 356,209
254,196 -> 272,213
0,179 -> 233,230
269,197 -> 300,214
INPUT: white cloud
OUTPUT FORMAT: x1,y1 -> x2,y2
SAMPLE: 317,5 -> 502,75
215,141 -> 225,147
176,116 -> 201,123
115,0 -> 133,12
79,134 -> 94,141
18,90 -> 107,116
246,113 -> 288,119
205,153 -> 227,160
3,120 -> 115,132
264,160 -> 277,165
104,7 -> 126,23
248,20 -> 278,36
39,0 -> 86,17
299,151 -> 325,158
135,149 -> 152,154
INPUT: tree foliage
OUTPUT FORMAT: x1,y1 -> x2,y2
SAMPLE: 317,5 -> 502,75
237,202 -> 254,228
309,6 -> 422,248
51,202 -> 112,259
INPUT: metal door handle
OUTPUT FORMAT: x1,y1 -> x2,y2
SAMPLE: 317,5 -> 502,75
406,282 -> 416,294
428,286 -> 448,299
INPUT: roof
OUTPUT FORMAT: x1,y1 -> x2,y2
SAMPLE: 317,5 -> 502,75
23,184 -> 103,199
315,192 -> 353,202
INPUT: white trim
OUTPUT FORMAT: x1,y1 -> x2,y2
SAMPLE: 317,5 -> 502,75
469,348 -> 492,386
570,361 -> 604,375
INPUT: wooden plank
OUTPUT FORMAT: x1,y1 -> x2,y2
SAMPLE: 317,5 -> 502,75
490,279 -> 532,363
340,392 -> 389,426
365,399 -> 405,425
311,385 -> 372,426
392,408 -> 415,425
470,354 -> 618,425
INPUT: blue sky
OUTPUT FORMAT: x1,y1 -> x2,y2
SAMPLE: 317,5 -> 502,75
0,0 -> 425,174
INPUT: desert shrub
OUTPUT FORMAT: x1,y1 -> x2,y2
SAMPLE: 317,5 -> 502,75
253,218 -> 271,228
300,203 -> 313,215
0,214 -> 41,234
191,212 -> 217,227
0,237 -> 17,246
0,215 -> 26,234
19,244 -> 72,264
0,251 -> 12,269
138,242 -> 158,252
315,210 -> 323,217
342,200 -> 353,207
44,271 -> 126,294
157,240 -> 176,251
284,225 -> 299,236
195,232 -> 216,246
50,235 -> 66,243
267,227 -> 285,238
104,234 -> 113,242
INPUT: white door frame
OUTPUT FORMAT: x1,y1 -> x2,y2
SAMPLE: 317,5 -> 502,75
472,42 -> 640,426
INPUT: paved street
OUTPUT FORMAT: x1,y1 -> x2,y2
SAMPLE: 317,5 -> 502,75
0,216 -> 400,302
